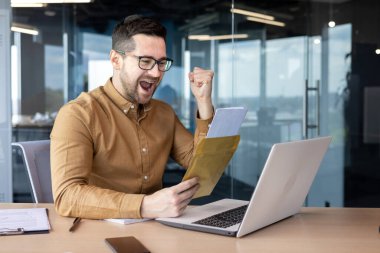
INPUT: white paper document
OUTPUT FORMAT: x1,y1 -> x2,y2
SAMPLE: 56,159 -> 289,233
206,107 -> 248,138
0,208 -> 51,233
104,218 -> 151,225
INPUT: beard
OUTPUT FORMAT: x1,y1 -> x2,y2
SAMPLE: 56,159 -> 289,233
119,71 -> 159,104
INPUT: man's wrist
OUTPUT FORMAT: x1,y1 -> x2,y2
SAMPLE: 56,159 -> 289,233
196,99 -> 213,120
140,195 -> 152,218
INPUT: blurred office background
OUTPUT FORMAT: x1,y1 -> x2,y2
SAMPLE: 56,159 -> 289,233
0,0 -> 379,207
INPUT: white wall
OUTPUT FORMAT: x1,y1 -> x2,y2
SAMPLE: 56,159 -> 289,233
0,1 -> 13,202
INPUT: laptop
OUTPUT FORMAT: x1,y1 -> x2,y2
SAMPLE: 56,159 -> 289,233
156,136 -> 332,237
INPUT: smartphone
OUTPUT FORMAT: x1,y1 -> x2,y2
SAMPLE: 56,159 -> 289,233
105,236 -> 150,253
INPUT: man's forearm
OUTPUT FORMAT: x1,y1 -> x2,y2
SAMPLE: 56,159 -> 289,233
54,183 -> 145,219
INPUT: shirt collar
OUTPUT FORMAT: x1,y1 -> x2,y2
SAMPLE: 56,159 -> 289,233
103,78 -> 152,114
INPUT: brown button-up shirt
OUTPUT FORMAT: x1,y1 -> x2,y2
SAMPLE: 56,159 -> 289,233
50,79 -> 211,219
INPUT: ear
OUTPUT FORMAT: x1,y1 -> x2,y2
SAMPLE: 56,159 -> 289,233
110,50 -> 122,70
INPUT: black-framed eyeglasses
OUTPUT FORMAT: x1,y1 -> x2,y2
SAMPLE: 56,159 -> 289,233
115,50 -> 173,72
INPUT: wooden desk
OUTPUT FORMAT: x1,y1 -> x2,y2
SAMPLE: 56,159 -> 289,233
1,203 -> 379,253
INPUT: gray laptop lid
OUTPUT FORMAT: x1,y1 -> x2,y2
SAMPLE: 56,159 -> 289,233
237,136 -> 331,237
157,136 -> 332,238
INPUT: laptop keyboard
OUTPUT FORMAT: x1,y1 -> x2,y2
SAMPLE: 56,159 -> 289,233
192,205 -> 248,228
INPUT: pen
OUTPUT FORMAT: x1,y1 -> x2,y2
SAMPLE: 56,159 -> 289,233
69,217 -> 82,232
0,228 -> 24,236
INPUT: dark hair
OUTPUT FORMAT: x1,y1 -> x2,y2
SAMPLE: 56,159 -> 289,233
112,15 -> 167,52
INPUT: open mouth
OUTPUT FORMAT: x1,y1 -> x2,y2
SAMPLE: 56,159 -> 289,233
139,80 -> 154,92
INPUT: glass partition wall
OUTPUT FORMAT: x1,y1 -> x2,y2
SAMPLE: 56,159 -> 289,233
11,0 -> 380,207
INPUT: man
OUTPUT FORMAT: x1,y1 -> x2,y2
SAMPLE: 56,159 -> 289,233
50,15 -> 214,219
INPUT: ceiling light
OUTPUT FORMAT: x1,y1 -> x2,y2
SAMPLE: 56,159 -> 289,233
188,35 -> 210,40
11,0 -> 92,4
231,8 -> 274,21
188,34 -> 248,41
328,21 -> 336,28
11,3 -> 46,7
247,17 -> 285,27
11,23 -> 39,35
376,49 -> 380,55
328,1 -> 336,28
44,10 -> 56,16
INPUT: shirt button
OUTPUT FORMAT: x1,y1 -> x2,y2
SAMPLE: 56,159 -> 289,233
131,105 -> 135,109
144,176 -> 148,180
142,148 -> 147,152
123,109 -> 128,114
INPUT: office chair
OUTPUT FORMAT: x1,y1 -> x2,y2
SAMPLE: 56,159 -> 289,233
12,140 -> 53,203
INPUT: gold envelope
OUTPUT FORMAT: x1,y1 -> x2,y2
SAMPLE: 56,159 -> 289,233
182,135 -> 240,198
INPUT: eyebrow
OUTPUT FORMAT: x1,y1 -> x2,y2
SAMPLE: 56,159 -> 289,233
139,55 -> 169,61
